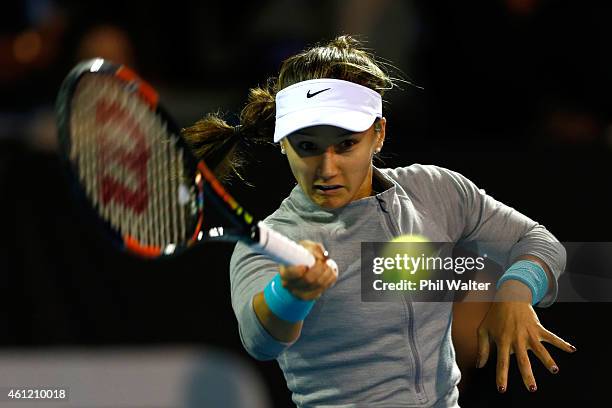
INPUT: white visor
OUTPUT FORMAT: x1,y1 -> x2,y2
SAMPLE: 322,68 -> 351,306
274,78 -> 383,143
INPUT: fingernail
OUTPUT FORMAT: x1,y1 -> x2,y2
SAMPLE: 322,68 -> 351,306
569,344 -> 577,352
529,385 -> 537,392
498,385 -> 506,393
551,365 -> 559,374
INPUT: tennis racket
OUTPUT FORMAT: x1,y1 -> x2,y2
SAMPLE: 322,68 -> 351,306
55,58 -> 336,271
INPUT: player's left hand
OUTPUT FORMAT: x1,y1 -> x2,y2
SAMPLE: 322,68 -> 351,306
475,280 -> 577,393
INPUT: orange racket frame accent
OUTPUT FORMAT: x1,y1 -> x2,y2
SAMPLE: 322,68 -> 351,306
116,66 -> 159,109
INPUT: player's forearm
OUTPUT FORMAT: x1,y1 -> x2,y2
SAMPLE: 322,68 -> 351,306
253,291 -> 303,342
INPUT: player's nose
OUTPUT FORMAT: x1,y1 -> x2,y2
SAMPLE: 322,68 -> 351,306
316,147 -> 339,180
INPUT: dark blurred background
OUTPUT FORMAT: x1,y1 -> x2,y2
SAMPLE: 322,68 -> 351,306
1,0 -> 610,407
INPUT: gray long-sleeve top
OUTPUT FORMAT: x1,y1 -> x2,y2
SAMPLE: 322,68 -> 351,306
229,164 -> 566,407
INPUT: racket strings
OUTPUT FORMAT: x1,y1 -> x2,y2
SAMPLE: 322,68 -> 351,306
70,75 -> 194,250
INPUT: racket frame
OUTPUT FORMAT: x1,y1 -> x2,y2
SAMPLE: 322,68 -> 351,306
56,58 -> 318,268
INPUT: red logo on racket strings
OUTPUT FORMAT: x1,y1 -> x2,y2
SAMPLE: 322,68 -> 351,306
96,99 -> 150,214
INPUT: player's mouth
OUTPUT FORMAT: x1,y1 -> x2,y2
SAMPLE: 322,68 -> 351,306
313,184 -> 343,195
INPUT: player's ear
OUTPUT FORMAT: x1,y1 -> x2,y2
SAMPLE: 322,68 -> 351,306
374,117 -> 386,152
280,140 -> 287,155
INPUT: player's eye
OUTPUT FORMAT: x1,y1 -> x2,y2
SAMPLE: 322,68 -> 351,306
337,139 -> 358,151
298,141 -> 318,151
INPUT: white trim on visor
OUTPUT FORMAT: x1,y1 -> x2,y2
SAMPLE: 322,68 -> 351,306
274,78 -> 382,142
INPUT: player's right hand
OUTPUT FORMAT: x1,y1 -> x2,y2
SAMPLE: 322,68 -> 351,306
278,240 -> 338,301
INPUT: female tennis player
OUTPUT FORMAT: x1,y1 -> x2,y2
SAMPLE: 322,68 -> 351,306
184,35 -> 575,407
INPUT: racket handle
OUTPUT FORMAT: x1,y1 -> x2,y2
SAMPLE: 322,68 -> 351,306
254,222 -> 338,274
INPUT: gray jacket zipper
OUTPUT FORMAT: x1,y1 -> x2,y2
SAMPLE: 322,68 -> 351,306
376,196 -> 428,403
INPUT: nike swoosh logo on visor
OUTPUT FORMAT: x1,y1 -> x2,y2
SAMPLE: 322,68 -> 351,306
306,88 -> 331,98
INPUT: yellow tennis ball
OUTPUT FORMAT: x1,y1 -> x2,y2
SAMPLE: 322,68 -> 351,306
380,234 -> 433,284
390,234 -> 430,243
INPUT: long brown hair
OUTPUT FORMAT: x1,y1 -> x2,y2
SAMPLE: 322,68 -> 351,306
182,35 -> 397,182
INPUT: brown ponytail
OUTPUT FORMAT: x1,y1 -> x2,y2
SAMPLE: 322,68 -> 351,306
181,79 -> 276,182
